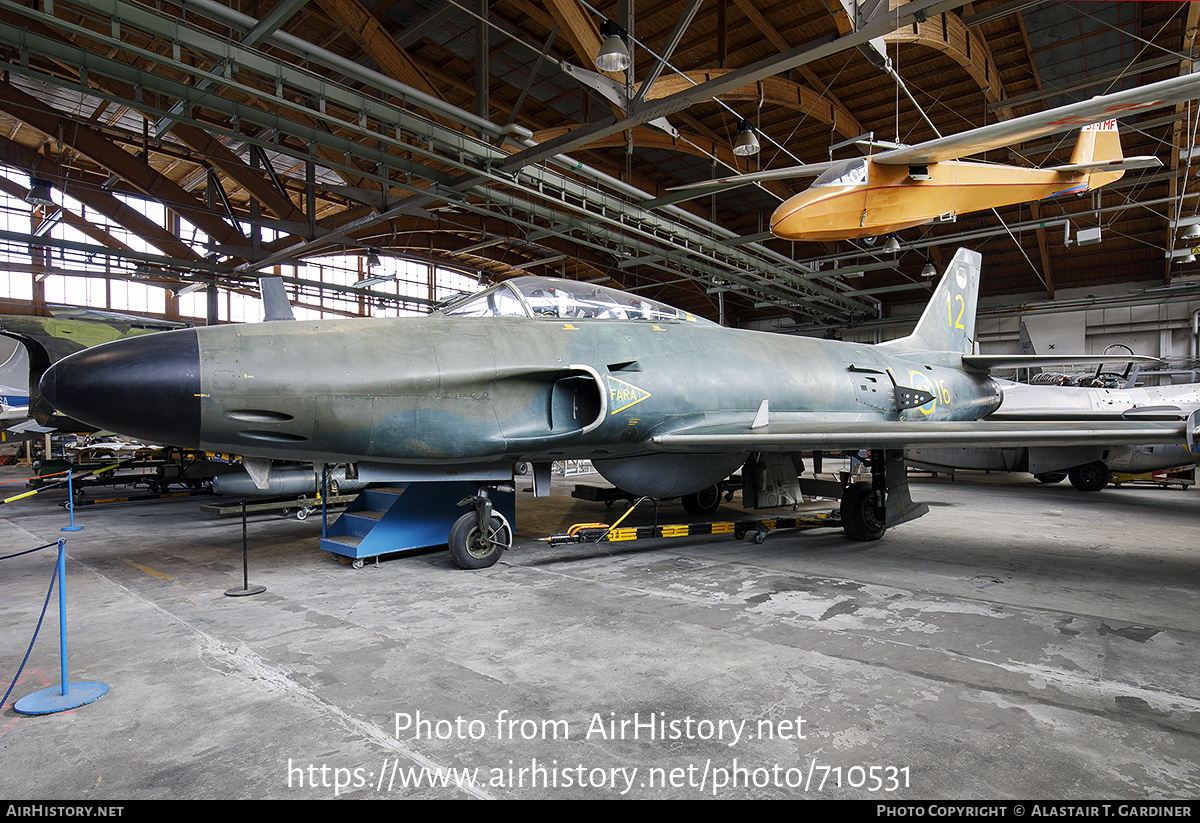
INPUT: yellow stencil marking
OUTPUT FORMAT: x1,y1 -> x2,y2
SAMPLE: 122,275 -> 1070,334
607,375 -> 652,414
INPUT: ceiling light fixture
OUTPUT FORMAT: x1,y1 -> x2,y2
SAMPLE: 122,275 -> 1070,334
920,258 -> 937,277
732,120 -> 760,156
882,235 -> 901,253
596,20 -> 631,72
26,177 -> 55,208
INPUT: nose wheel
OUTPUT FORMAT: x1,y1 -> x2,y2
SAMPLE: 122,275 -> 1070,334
450,484 -> 514,569
449,512 -> 513,569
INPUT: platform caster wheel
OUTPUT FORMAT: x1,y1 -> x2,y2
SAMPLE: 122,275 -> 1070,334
734,526 -> 748,541
1068,461 -> 1110,492
351,558 -> 364,570
840,481 -> 887,542
753,530 -> 767,544
448,512 -> 512,570
296,507 -> 311,521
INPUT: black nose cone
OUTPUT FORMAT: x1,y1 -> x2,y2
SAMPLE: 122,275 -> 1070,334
39,329 -> 201,448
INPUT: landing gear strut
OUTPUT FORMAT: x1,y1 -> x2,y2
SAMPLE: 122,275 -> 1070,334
840,482 -> 887,541
449,484 -> 514,569
839,449 -> 927,542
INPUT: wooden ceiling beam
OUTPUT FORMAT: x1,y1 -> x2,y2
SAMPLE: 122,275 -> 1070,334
309,0 -> 465,134
885,11 -> 1006,111
0,81 -> 249,250
0,175 -> 136,255
643,70 -> 863,143
0,134 -> 201,262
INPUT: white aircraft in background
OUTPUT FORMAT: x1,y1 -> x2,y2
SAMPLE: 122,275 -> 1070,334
906,379 -> 1200,490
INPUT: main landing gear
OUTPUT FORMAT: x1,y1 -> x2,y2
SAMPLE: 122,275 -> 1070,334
1067,461 -> 1111,492
449,483 -> 514,569
837,449 -> 928,541
681,484 -> 722,515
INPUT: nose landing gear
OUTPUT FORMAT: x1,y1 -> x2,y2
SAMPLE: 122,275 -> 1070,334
449,484 -> 514,569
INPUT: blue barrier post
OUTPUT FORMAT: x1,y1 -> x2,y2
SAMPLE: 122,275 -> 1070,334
61,471 -> 83,532
14,539 -> 108,714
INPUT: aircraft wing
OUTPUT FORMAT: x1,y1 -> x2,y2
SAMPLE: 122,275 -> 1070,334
648,415 -> 1199,454
666,160 -> 839,192
872,72 -> 1200,166
960,354 -> 1161,372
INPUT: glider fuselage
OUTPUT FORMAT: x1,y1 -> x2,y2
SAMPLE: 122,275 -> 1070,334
770,159 -> 1105,242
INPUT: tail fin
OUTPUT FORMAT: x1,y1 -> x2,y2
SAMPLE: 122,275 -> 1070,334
880,248 -> 981,355
259,275 -> 296,322
1070,119 -> 1124,189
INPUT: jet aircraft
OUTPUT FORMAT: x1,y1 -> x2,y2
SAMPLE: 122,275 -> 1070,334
0,310 -> 178,431
39,249 -> 1199,568
672,72 -> 1200,242
907,378 -> 1200,490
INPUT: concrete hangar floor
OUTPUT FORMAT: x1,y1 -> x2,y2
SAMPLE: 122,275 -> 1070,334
0,466 -> 1197,800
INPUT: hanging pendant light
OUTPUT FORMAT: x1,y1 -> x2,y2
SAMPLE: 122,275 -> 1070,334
26,177 -> 55,207
596,20 -> 631,72
732,120 -> 759,156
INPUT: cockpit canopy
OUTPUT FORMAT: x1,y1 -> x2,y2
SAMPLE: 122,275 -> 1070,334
812,158 -> 869,189
440,276 -> 710,324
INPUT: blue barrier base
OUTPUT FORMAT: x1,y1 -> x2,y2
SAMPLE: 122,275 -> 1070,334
14,681 -> 108,715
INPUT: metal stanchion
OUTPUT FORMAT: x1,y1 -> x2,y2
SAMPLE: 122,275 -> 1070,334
225,501 -> 265,597
61,471 -> 83,532
14,540 -> 108,714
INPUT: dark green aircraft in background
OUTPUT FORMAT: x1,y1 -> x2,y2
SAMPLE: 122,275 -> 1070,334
0,309 -> 181,432
39,249 -> 1199,568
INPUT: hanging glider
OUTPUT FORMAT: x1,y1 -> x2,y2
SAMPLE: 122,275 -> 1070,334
669,72 -> 1200,242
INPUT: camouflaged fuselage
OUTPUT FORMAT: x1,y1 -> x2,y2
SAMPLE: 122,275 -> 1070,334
41,311 -> 1001,468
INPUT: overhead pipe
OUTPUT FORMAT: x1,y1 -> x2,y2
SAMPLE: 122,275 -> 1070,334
184,0 -> 529,142
181,0 -> 854,293
85,0 -> 875,316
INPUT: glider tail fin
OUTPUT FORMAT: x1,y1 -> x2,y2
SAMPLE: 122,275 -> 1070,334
880,248 -> 981,355
1071,118 -> 1124,189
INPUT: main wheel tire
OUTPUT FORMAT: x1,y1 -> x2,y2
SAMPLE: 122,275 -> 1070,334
448,512 -> 512,569
681,484 -> 722,515
1034,472 -> 1067,484
840,481 -> 887,542
1068,461 -> 1111,492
